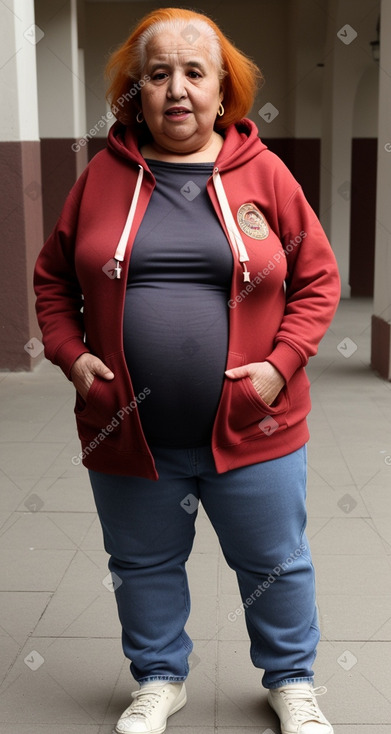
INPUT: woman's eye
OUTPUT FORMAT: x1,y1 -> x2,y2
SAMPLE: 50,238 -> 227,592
152,72 -> 168,81
188,71 -> 201,79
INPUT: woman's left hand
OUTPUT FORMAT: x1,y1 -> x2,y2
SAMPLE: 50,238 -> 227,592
225,361 -> 286,406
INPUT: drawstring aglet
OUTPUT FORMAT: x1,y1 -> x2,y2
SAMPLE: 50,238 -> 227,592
114,260 -> 122,279
243,264 -> 251,282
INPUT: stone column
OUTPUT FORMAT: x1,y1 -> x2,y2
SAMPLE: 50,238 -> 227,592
371,0 -> 391,380
0,0 -> 44,370
35,0 -> 87,239
320,0 -> 380,298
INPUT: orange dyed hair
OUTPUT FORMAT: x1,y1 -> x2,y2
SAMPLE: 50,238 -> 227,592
105,7 -> 263,132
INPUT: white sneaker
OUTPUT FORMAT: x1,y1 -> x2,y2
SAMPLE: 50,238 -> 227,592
268,683 -> 333,734
114,681 -> 187,734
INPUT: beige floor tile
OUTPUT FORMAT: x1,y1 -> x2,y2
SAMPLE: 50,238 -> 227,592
33,550 -> 118,638
335,446 -> 389,490
0,548 -> 75,592
186,552 -> 219,596
216,640 -> 272,727
79,515 -> 105,550
313,555 -> 391,596
318,594 -> 391,641
0,637 -> 124,725
0,471 -> 33,512
218,557 -> 240,596
217,594 -> 250,640
168,729 -> 215,733
42,512 -> 97,549
26,474 -> 96,513
0,442 -> 66,480
34,400 -> 78,444
0,510 -> 13,530
0,591 -> 52,645
185,593 -> 218,640
192,507 -> 220,554
0,511 -> 90,550
1,727 -> 100,734
306,449 -> 354,488
0,635 -> 20,683
361,483 -> 391,517
307,486 -> 369,519
0,418 -> 49,443
309,518 -> 386,556
42,442 -> 91,479
371,517 -> 391,553
315,641 -> 391,724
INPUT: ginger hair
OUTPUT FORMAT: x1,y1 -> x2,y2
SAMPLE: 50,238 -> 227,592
105,6 -> 263,132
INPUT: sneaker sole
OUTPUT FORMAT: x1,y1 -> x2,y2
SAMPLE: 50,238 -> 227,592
114,686 -> 187,734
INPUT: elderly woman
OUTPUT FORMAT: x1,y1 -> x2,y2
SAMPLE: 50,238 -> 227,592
34,7 -> 340,734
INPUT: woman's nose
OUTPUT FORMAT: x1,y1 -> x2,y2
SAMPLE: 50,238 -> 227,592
167,71 -> 187,100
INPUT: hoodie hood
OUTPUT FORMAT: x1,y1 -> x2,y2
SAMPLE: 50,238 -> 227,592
107,118 -> 269,282
106,118 -> 268,172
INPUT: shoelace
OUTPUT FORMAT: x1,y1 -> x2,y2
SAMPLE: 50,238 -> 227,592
281,686 -> 328,725
123,688 -> 163,720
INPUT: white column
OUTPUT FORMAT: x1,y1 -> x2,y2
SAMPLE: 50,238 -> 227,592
0,0 -> 39,141
320,0 -> 380,298
35,0 -> 86,140
371,0 -> 391,379
34,0 -> 87,236
321,0 -> 354,298
0,0 -> 44,369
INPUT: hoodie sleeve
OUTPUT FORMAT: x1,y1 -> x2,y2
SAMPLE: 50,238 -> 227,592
34,170 -> 90,379
265,185 -> 341,383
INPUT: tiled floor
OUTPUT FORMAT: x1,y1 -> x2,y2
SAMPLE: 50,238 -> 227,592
1,297 -> 390,733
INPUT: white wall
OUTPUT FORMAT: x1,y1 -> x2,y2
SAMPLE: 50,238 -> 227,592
35,0 -> 86,138
0,0 -> 40,141
353,65 -> 379,138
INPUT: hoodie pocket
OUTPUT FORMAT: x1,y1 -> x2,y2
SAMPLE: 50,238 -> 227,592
75,376 -> 121,440
225,352 -> 289,439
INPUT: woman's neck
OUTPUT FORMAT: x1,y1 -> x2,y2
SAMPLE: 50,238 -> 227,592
140,132 -> 224,164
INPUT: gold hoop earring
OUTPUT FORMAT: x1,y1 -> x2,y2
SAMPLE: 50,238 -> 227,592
136,111 -> 144,123
217,103 -> 225,117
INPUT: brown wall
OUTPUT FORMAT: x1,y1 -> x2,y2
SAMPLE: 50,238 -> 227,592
349,138 -> 377,297
263,138 -> 321,215
40,139 -> 88,240
0,141 -> 44,370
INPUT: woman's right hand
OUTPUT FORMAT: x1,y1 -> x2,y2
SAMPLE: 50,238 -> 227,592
70,353 -> 115,401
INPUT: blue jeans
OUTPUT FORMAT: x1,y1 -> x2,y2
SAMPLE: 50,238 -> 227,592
89,444 -> 319,689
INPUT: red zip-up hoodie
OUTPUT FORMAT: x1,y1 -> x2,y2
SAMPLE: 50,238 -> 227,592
34,119 -> 340,478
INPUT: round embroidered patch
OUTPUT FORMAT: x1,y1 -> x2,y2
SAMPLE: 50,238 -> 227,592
237,203 -> 269,240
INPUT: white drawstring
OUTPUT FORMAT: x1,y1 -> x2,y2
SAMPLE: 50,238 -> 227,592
113,165 -> 144,278
112,164 -> 251,282
213,167 -> 250,281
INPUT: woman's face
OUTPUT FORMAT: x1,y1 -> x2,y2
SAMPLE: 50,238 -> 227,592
140,30 -> 223,155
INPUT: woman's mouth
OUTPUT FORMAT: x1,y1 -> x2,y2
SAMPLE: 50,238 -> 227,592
165,107 -> 191,119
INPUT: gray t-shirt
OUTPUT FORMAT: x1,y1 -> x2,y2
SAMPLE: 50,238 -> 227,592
123,159 -> 233,447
